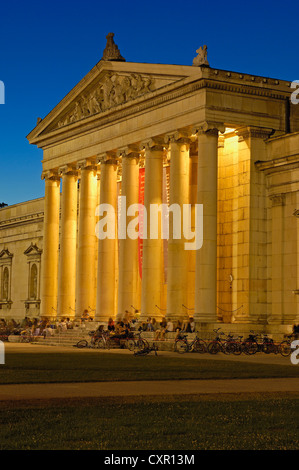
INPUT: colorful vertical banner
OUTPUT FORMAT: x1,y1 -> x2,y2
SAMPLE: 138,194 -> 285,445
138,167 -> 145,278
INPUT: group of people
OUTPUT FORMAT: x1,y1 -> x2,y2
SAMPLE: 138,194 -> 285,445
94,314 -> 196,341
3,314 -> 299,343
0,313 -> 196,341
0,316 -> 77,339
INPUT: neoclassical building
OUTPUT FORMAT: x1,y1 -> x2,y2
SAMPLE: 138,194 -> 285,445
1,34 -> 299,335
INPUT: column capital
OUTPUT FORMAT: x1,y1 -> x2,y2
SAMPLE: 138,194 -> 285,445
76,158 -> 97,171
58,165 -> 78,177
165,130 -> 191,145
235,126 -> 274,141
117,146 -> 140,160
192,121 -> 225,136
141,137 -> 165,152
97,152 -> 118,166
41,170 -> 60,181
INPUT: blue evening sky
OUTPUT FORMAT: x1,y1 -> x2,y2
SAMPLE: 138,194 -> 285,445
0,0 -> 298,206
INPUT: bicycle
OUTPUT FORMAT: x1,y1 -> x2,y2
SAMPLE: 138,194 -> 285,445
207,328 -> 236,355
133,342 -> 158,356
126,331 -> 149,352
19,330 -> 35,343
95,331 -> 110,349
75,330 -> 104,349
260,334 -> 279,354
279,334 -> 297,357
241,331 -> 260,355
174,331 -> 207,354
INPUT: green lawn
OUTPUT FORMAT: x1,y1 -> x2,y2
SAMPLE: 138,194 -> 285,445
0,350 -> 298,384
0,394 -> 298,450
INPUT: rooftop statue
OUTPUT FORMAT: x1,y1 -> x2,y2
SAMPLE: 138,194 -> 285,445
101,32 -> 126,62
192,44 -> 209,67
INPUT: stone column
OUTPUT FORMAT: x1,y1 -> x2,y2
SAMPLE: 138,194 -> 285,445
166,131 -> 190,320
187,142 -> 198,314
194,123 -> 222,323
141,139 -> 164,320
117,147 -> 140,319
57,166 -> 78,319
293,208 -> 299,322
75,160 -> 98,318
270,194 -> 285,323
234,127 -> 272,323
40,171 -> 60,319
96,157 -> 118,321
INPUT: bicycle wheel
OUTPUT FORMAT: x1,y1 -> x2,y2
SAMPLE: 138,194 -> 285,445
174,340 -> 188,354
279,341 -> 292,357
193,339 -> 207,354
244,340 -> 258,355
232,342 -> 243,355
20,336 -> 29,343
262,342 -> 276,354
95,338 -> 106,349
223,341 -> 236,355
136,338 -> 149,351
207,341 -> 221,354
126,339 -> 136,351
105,338 -> 113,350
76,340 -> 88,348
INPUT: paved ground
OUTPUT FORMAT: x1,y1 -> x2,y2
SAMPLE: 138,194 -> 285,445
3,342 -> 293,365
0,342 -> 298,401
0,377 -> 298,401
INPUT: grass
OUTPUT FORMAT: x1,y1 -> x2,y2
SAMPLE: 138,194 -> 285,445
0,350 -> 298,384
0,393 -> 298,450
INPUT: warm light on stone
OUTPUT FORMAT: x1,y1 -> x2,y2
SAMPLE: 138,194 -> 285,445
0,37 -> 299,338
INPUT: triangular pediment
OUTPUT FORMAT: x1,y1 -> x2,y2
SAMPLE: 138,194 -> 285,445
24,243 -> 42,256
55,70 -> 164,130
0,249 -> 13,259
27,60 -> 197,145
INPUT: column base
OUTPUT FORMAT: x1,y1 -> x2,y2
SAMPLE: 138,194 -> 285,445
194,314 -> 218,323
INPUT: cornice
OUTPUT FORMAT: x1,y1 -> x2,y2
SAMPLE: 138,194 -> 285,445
29,70 -> 292,149
236,126 -> 274,140
0,212 -> 44,229
255,153 -> 299,173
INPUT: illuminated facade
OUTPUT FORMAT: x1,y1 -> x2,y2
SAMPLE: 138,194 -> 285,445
1,35 -> 299,336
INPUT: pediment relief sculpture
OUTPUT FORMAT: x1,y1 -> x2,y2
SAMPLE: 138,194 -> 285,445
57,73 -> 156,128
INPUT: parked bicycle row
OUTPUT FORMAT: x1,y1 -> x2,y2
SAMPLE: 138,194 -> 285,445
75,329 -> 150,352
74,326 -> 297,358
174,328 -> 297,357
